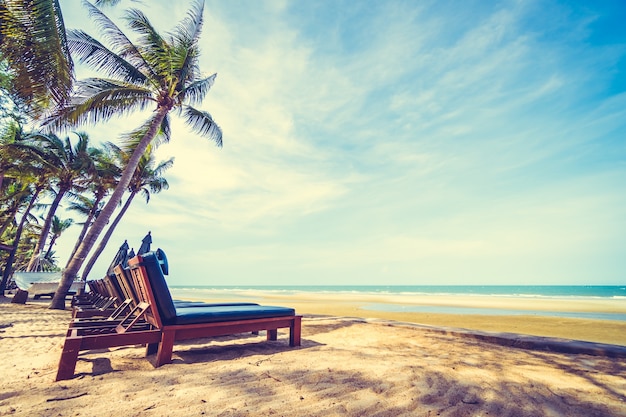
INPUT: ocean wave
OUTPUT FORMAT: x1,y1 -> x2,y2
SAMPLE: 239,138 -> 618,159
169,285 -> 626,300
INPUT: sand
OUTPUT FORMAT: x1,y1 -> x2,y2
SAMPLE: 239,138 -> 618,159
1,296 -> 625,417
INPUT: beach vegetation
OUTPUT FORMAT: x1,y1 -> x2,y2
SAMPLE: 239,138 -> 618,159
79,142 -> 173,281
42,0 -> 221,309
65,143 -> 121,261
0,120 -> 172,295
0,0 -> 220,303
0,130 -> 97,290
10,132 -> 97,272
0,127 -> 53,291
0,0 -> 74,116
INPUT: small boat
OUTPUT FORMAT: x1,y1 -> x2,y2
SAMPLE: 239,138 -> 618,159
13,271 -> 84,298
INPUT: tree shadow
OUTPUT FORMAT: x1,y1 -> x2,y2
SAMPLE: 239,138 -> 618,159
524,349 -> 626,403
166,336 -> 321,366
299,316 -> 363,337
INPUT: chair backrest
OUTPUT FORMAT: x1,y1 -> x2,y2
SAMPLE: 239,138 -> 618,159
117,260 -> 161,329
112,267 -> 139,305
127,253 -> 176,327
103,274 -> 125,306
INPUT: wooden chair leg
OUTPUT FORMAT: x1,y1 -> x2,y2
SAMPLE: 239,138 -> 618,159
146,342 -> 159,356
56,336 -> 82,381
156,331 -> 175,367
290,316 -> 302,347
267,329 -> 278,341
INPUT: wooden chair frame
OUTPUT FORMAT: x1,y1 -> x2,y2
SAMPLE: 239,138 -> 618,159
125,255 -> 301,367
55,253 -> 301,381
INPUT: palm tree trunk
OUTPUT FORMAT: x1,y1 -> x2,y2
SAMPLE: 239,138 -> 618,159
68,194 -> 103,262
26,186 -> 66,271
81,192 -> 136,281
0,204 -> 20,239
49,108 -> 168,309
44,234 -> 59,259
0,189 -> 41,295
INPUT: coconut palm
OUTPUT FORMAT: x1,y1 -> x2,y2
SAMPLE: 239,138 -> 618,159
0,129 -> 56,293
81,142 -> 173,281
44,215 -> 73,260
15,132 -> 95,271
66,145 -> 121,260
0,0 -> 73,113
45,0 -> 222,309
0,174 -> 49,294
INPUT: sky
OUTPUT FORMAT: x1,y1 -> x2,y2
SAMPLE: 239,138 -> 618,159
53,0 -> 626,286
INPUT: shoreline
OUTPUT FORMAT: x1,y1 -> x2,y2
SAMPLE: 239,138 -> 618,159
170,289 -> 626,346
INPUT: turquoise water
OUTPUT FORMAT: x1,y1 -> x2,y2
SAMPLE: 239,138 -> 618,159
170,285 -> 626,298
169,285 -> 626,321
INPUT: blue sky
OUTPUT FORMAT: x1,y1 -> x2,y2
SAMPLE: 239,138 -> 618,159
55,0 -> 626,286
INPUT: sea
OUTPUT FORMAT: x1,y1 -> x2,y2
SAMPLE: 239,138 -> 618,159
169,285 -> 626,322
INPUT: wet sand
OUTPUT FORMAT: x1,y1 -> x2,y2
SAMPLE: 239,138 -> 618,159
172,289 -> 626,345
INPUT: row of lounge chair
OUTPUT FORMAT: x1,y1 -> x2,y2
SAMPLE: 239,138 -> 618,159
56,249 -> 302,381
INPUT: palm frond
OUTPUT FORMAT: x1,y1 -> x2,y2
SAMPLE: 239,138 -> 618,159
170,43 -> 200,93
67,29 -> 148,84
168,1 -> 204,82
119,113 -> 170,154
81,0 -> 155,77
0,0 -> 73,111
93,0 -> 122,6
74,77 -> 152,100
123,7 -> 171,78
180,73 -> 216,106
42,79 -> 154,130
170,0 -> 204,47
182,105 -> 222,147
156,113 -> 171,147
153,157 -> 174,176
165,1 -> 204,91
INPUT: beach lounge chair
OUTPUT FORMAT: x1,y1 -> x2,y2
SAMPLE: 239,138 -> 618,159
55,250 -> 301,381
71,277 -> 121,318
125,251 -> 301,366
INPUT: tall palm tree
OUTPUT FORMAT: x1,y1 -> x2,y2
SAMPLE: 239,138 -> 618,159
81,142 -> 173,280
65,194 -> 103,259
0,175 -> 48,294
17,132 -> 95,271
66,145 -> 121,260
45,1 -> 222,309
44,215 -> 73,260
0,0 -> 73,113
0,130 -> 55,293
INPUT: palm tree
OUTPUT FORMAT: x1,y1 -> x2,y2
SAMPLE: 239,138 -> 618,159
17,132 -> 95,271
0,60 -> 29,148
0,0 -> 73,113
66,145 -> 121,260
44,215 -> 73,260
81,142 -> 173,280
45,1 -> 222,309
0,130 -> 55,294
65,194 -> 104,259
0,174 -> 49,294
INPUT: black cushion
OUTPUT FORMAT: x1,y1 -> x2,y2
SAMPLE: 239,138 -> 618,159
140,252 -> 178,322
140,252 -> 290,326
172,305 -> 296,325
174,301 -> 259,308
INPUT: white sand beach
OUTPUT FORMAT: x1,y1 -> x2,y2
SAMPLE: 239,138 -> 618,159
1,295 -> 625,416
